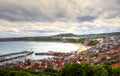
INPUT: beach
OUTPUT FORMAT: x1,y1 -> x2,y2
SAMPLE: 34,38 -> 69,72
74,43 -> 91,53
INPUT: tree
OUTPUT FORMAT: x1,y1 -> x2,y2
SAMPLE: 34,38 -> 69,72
65,39 -> 77,43
44,68 -> 58,73
93,66 -> 108,76
81,63 -> 94,76
77,38 -> 86,43
88,40 -> 99,46
89,54 -> 96,58
101,56 -> 107,61
5,70 -> 31,76
102,65 -> 112,76
0,68 -> 7,76
61,63 -> 83,76
112,66 -> 120,76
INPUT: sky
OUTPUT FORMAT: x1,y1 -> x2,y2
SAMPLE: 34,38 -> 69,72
0,0 -> 120,38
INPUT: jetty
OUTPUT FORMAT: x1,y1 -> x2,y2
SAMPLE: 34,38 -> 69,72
35,51 -> 71,57
0,51 -> 34,62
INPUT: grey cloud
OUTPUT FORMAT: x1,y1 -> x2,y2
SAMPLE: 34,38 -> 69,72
25,30 -> 64,33
0,0 -> 119,22
77,16 -> 97,22
0,3 -> 54,22
0,0 -> 120,37
0,0 -> 72,22
76,24 -> 120,35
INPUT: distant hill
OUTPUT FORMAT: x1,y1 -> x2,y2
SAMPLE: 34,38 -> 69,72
53,32 -> 120,37
100,32 -> 120,35
0,32 -> 120,41
82,32 -> 120,38
53,33 -> 78,37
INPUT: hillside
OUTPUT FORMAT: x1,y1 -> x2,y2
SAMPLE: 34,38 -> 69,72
0,32 -> 120,41
83,32 -> 120,37
54,32 -> 120,37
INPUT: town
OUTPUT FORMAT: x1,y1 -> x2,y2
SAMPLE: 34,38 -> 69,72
0,36 -> 120,71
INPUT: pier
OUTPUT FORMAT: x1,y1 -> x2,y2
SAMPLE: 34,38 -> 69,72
35,51 -> 72,57
0,51 -> 34,62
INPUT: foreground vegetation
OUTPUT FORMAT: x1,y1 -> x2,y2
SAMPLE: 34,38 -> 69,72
0,63 -> 120,76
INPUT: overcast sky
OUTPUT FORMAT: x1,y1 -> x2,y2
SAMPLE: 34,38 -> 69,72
0,0 -> 120,38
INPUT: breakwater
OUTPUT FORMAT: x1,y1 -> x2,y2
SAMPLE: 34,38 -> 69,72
0,51 -> 34,62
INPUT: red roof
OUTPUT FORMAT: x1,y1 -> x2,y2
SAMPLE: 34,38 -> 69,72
111,50 -> 118,53
112,63 -> 120,68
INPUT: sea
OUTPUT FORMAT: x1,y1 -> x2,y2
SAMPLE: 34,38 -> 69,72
0,42 -> 79,60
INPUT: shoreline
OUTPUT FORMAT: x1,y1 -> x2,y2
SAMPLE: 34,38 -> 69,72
73,43 -> 92,53
0,41 -> 91,60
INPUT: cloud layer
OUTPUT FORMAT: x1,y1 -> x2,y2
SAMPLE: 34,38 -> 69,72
0,0 -> 120,37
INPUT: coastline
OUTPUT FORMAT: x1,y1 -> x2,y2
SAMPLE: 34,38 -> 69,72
73,43 -> 92,53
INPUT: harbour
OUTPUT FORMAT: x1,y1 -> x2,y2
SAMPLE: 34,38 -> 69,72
0,42 -> 79,60
0,51 -> 34,62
